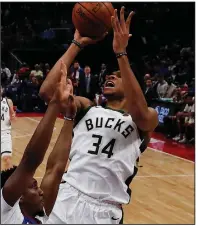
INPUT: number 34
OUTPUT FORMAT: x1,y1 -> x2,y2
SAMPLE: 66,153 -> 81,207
88,134 -> 115,158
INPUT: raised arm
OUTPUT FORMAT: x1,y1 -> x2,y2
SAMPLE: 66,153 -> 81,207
2,62 -> 69,207
39,30 -> 107,103
40,91 -> 77,216
111,8 -> 158,132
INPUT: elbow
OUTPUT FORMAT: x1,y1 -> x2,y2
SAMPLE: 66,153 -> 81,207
135,110 -> 159,132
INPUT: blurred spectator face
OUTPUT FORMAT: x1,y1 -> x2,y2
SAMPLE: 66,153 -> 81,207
101,64 -> 106,70
45,63 -> 50,70
35,64 -> 40,71
74,62 -> 80,70
1,62 -> 5,69
167,77 -> 173,85
144,74 -> 151,81
84,66 -> 91,75
157,75 -> 164,83
31,76 -> 37,84
146,79 -> 152,88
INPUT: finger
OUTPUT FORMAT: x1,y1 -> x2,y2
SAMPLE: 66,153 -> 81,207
111,16 -> 118,32
126,11 -> 135,31
114,9 -> 122,33
129,34 -> 132,39
120,6 -> 126,32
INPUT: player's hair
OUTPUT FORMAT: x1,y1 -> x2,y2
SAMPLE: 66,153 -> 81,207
1,166 -> 17,188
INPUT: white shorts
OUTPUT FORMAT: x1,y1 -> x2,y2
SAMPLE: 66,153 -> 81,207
1,132 -> 12,157
47,182 -> 123,224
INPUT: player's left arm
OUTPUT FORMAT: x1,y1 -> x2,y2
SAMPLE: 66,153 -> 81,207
111,8 -> 158,132
40,83 -> 77,216
7,98 -> 16,120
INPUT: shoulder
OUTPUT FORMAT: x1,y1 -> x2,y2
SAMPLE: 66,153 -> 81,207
1,189 -> 23,224
75,96 -> 93,112
7,98 -> 13,106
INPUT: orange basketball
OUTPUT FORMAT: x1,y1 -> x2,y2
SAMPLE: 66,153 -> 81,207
72,2 -> 114,38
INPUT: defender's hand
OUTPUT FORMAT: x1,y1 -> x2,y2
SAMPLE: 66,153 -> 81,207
74,29 -> 108,47
50,61 -> 74,114
111,7 -> 135,53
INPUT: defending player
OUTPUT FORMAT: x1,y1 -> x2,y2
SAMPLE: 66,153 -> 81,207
1,86 -> 16,170
1,62 -> 76,224
40,8 -> 158,224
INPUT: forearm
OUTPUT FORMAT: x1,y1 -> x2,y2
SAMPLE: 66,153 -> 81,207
40,120 -> 73,215
45,120 -> 73,173
40,44 -> 80,101
21,103 -> 59,169
117,56 -> 149,119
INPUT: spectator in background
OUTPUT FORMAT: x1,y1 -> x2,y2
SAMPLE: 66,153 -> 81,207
17,62 -> 30,80
44,63 -> 50,78
173,95 -> 195,143
164,77 -> 176,98
172,87 -> 183,103
1,62 -> 11,86
70,61 -> 83,95
144,73 -> 151,82
144,79 -> 154,106
30,64 -> 43,79
98,63 -> 107,91
156,74 -> 168,98
79,65 -> 99,101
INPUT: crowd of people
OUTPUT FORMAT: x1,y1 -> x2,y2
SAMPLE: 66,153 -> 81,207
1,34 -> 195,144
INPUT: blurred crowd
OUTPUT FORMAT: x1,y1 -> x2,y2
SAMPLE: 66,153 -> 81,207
1,2 -> 195,145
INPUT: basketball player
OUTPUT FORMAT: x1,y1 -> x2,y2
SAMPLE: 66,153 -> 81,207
40,8 -> 158,224
1,86 -> 16,170
1,62 -> 76,224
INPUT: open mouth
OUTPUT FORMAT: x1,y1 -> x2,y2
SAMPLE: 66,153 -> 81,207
105,81 -> 115,88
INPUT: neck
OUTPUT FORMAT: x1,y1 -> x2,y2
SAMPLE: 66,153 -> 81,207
20,204 -> 35,219
106,98 -> 127,112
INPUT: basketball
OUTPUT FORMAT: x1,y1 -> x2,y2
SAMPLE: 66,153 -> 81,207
72,2 -> 114,38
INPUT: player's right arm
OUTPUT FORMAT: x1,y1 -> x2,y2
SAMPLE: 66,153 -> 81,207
2,62 -> 70,207
39,30 -> 107,104
40,94 -> 77,216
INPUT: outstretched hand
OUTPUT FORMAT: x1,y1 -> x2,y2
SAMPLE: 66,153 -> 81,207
74,29 -> 108,47
51,61 -> 76,117
111,7 -> 135,53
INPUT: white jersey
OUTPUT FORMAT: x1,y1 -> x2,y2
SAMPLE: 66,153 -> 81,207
63,106 -> 142,204
1,189 -> 48,224
1,97 -> 11,132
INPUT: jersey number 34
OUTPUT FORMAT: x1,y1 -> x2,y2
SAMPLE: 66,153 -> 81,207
88,134 -> 115,158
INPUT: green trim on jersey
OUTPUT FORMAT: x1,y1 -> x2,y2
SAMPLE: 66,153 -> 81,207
74,106 -> 92,128
105,106 -> 125,114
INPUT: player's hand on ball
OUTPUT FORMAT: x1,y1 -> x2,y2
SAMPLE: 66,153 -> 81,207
111,7 -> 135,53
74,29 -> 108,47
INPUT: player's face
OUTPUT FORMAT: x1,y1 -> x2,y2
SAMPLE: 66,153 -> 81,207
103,74 -> 124,99
21,178 -> 44,216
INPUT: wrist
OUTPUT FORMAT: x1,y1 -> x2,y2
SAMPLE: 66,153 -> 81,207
64,115 -> 76,121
